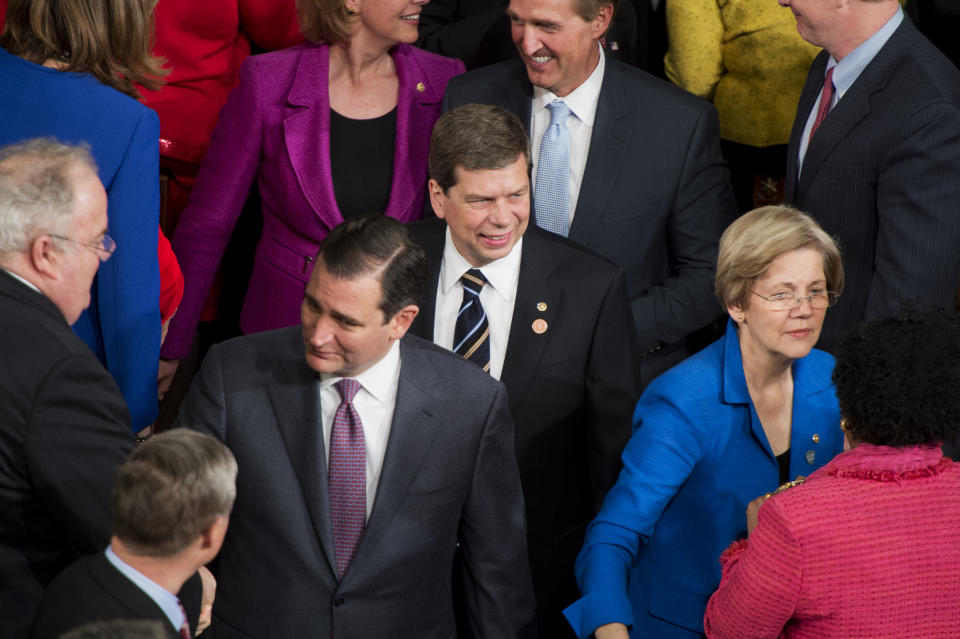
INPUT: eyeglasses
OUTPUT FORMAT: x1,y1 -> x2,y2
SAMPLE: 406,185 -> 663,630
49,233 -> 116,262
751,289 -> 839,311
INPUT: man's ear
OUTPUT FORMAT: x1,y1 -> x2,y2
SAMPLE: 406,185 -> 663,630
30,235 -> 62,280
428,179 -> 447,220
389,304 -> 420,340
199,515 -> 230,557
591,3 -> 614,38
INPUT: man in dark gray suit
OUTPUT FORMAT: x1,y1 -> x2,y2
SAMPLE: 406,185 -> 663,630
0,139 -> 133,638
443,0 -> 736,387
782,0 -> 960,352
177,215 -> 535,638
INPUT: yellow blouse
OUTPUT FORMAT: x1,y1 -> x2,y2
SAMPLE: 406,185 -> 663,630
664,0 -> 820,147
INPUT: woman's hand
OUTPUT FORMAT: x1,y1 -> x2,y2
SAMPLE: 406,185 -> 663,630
746,493 -> 770,535
594,622 -> 630,639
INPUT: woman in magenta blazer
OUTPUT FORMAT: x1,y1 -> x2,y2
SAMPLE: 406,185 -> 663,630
160,0 -> 464,371
705,308 -> 960,638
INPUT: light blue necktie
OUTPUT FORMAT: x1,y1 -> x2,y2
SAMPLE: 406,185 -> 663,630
535,100 -> 571,237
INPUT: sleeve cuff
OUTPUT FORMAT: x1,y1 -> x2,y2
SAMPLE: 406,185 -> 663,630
563,590 -> 635,639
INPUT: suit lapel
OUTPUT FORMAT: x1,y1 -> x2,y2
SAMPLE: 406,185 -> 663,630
408,219 -> 446,340
795,21 -> 913,201
387,46 -> 445,222
569,61 -> 631,246
786,52 -> 828,201
267,355 -> 338,576
500,230 -> 561,412
345,339 -> 442,577
283,44 -> 342,231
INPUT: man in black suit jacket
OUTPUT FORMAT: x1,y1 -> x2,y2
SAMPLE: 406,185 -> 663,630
176,216 -> 535,638
0,139 -> 134,638
783,0 -> 960,352
443,0 -> 736,387
32,429 -> 230,639
408,104 -> 641,637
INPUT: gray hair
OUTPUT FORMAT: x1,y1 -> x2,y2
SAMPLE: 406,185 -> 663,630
0,138 -> 98,254
112,429 -> 238,557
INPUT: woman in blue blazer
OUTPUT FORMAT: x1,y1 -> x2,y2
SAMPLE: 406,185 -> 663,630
565,206 -> 846,638
0,0 -> 166,430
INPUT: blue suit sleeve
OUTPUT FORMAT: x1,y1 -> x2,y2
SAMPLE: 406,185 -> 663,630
565,383 -> 707,637
92,109 -> 162,430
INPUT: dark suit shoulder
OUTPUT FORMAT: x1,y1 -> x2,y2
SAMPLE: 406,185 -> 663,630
444,57 -> 529,105
528,227 -> 622,279
605,57 -> 715,116
401,333 -> 504,392
209,325 -> 304,367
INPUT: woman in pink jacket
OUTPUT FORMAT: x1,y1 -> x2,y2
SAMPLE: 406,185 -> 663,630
704,307 -> 960,638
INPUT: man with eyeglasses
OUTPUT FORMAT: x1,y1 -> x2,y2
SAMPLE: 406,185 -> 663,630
0,138 -> 133,638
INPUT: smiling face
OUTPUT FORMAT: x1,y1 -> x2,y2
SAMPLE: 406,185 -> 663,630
730,247 -> 828,365
301,260 -> 412,377
508,0 -> 612,97
429,155 -> 531,267
351,0 -> 426,47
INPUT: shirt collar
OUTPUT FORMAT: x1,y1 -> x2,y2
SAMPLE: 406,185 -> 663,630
0,267 -> 42,294
532,44 -> 605,128
319,338 -> 401,404
439,226 -> 523,304
105,545 -> 185,632
829,7 -> 903,99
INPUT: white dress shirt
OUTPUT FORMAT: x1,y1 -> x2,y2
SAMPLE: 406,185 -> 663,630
530,45 -> 605,228
319,339 -> 400,519
105,545 -> 186,633
798,8 -> 904,173
432,228 -> 522,380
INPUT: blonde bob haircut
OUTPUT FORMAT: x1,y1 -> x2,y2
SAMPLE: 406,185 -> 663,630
297,0 -> 356,45
715,205 -> 844,311
0,0 -> 166,99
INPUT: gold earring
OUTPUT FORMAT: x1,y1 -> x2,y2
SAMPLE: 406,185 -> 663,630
840,417 -> 848,433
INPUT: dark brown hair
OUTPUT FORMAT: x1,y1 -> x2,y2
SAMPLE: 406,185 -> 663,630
0,0 -> 167,99
429,104 -> 531,194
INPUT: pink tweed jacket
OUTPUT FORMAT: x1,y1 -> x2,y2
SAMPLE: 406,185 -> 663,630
704,443 -> 960,638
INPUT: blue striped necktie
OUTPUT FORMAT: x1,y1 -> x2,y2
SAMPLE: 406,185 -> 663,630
453,269 -> 490,373
535,100 -> 571,237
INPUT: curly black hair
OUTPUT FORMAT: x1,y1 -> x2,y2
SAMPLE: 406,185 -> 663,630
832,307 -> 960,446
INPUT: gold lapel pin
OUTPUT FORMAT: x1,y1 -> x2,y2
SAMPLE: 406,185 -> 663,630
532,319 -> 548,334
536,301 -> 547,312
416,82 -> 426,92
812,433 -> 820,444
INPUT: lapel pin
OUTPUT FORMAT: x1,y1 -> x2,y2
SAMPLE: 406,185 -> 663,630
536,301 -> 547,312
811,433 -> 820,444
805,450 -> 816,465
416,82 -> 426,92
532,319 -> 548,334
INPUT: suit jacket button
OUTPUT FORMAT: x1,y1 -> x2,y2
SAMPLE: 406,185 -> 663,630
334,597 -> 345,607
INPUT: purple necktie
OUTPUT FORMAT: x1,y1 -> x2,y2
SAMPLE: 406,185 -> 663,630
329,378 -> 365,580
808,66 -> 835,145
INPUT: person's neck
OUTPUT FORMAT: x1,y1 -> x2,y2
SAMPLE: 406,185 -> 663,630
329,35 -> 395,85
111,536 -> 196,596
739,338 -> 793,394
828,2 -> 899,61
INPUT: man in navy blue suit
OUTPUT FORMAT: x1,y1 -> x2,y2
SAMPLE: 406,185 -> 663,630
781,0 -> 960,352
442,0 -> 736,387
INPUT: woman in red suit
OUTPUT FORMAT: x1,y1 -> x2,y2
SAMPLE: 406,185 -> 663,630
705,307 -> 960,638
159,0 -> 464,380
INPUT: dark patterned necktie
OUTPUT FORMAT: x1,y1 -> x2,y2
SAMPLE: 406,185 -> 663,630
177,600 -> 191,639
328,378 -> 365,580
453,269 -> 490,373
808,66 -> 835,144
